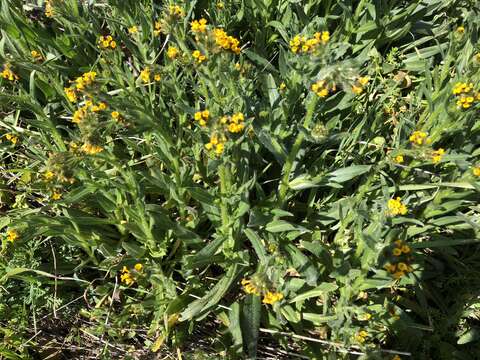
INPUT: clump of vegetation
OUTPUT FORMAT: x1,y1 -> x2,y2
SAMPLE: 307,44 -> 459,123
1,0 -> 480,359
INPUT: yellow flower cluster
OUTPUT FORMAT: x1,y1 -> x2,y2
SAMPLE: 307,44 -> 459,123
64,71 -> 97,103
120,264 -> 143,286
6,229 -> 18,242
1,64 -> 19,81
154,21 -> 162,36
128,25 -> 138,34
221,112 -> 245,133
213,28 -> 241,54
387,197 -> 407,216
351,76 -> 369,95
262,291 -> 284,305
409,130 -> 430,146
289,31 -> 330,54
311,80 -> 336,97
44,171 -> 55,181
5,133 -> 18,145
431,148 -> 445,164
72,100 -> 107,124
81,142 -> 104,155
205,133 -> 226,155
168,5 -> 185,18
355,330 -> 369,343
385,240 -> 414,279
192,50 -> 207,64
194,110 -> 210,127
191,18 -> 208,34
452,82 -> 480,109
241,278 -> 283,305
391,239 -> 411,256
45,0 -> 54,17
167,46 -> 179,59
98,35 -> 117,50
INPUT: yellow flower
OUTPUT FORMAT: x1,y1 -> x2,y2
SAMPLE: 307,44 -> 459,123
241,278 -> 260,296
215,143 -> 224,155
355,330 -> 368,343
191,18 -> 208,34
194,110 -> 209,126
111,111 -> 120,119
5,133 -> 18,145
98,35 -> 117,50
192,50 -> 207,64
140,67 -> 151,83
392,356 -> 401,360
44,171 -> 55,181
31,50 -> 43,61
213,28 -> 241,54
167,46 -> 179,59
168,5 -> 185,18
431,148 -> 445,164
456,26 -> 465,34
64,87 -> 77,102
473,166 -> 480,177
45,0 -> 54,17
81,143 -> 104,155
6,229 -> 18,242
387,197 -> 408,216
217,2 -> 224,9
401,245 -> 411,254
392,248 -> 402,256
154,74 -> 161,81
394,155 -> 404,164
128,26 -> 138,34
279,82 -> 286,90
1,64 -> 19,81
384,263 -> 396,273
154,21 -> 162,36
359,313 -> 372,321
262,291 -> 284,305
120,266 -> 134,285
51,191 -> 62,200
134,263 -> 143,272
409,131 -> 429,146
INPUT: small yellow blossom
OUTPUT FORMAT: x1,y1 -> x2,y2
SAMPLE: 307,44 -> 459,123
167,46 -> 179,59
194,110 -> 209,126
358,313 -> 372,321
111,111 -> 120,119
355,330 -> 368,343
1,64 -> 19,81
392,248 -> 402,256
6,229 -> 18,242
262,291 -> 283,305
394,155 -> 404,164
31,50 -> 43,61
51,191 -> 62,200
140,67 -> 151,83
241,278 -> 260,296
473,166 -> 480,177
279,82 -> 286,90
311,80 -> 335,98
213,28 -> 241,54
192,50 -> 207,64
45,0 -> 54,17
120,266 -> 135,285
154,74 -> 161,81
81,143 -> 104,155
98,35 -> 117,50
456,26 -> 465,34
154,21 -> 162,36
134,263 -> 143,272
168,5 -> 185,18
387,197 -> 408,216
217,2 -> 224,9
64,87 -> 77,102
191,18 -> 208,34
409,131 -> 429,146
44,171 -> 55,181
5,133 -> 18,145
128,26 -> 138,34
431,148 -> 445,164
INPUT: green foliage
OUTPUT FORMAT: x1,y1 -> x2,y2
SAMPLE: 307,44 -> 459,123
1,0 -> 480,358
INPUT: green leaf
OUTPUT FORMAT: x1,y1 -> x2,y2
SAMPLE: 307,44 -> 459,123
240,294 -> 261,360
289,282 -> 338,303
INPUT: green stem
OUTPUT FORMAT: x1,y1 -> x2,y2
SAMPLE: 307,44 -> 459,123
218,163 -> 230,233
277,96 -> 318,207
